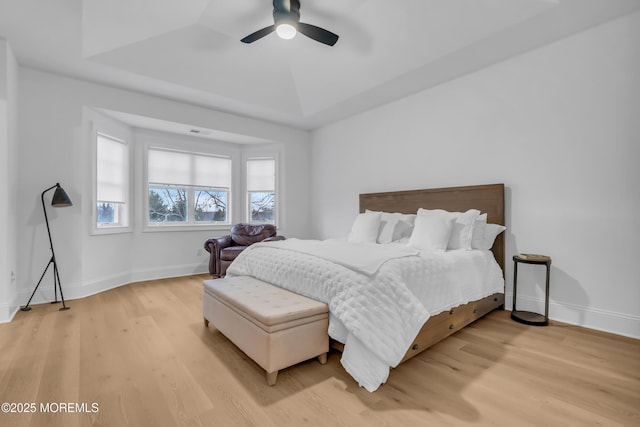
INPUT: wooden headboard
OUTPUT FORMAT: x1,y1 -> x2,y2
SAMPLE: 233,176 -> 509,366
359,183 -> 505,273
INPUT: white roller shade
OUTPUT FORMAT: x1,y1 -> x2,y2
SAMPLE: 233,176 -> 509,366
194,154 -> 231,187
247,158 -> 275,191
97,134 -> 128,203
148,148 -> 231,188
148,149 -> 190,185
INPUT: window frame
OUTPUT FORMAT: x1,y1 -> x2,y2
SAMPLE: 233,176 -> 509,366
91,122 -> 133,236
244,151 -> 280,227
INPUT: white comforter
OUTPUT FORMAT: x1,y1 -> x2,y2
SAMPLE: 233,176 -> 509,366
226,238 -> 504,392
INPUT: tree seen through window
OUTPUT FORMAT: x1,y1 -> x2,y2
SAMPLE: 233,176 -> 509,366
148,185 -> 227,223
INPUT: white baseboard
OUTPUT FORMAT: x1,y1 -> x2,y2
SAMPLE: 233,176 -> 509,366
0,303 -> 19,324
12,263 -> 208,314
505,292 -> 640,339
129,263 -> 207,284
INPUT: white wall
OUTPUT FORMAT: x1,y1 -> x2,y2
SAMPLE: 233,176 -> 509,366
0,39 -> 19,322
311,12 -> 640,338
14,68 -> 311,314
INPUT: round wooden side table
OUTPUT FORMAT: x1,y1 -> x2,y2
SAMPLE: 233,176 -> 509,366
511,254 -> 551,326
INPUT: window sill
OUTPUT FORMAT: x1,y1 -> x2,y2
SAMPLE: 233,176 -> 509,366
142,223 -> 232,233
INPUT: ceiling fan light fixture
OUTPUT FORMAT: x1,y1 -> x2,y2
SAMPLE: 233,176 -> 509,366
276,23 -> 297,40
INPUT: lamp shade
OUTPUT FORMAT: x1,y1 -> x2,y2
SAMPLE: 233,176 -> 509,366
51,184 -> 73,207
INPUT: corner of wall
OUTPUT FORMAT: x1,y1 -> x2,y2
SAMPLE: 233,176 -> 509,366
0,39 -> 19,322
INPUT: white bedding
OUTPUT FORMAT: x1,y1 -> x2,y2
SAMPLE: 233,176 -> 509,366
257,238 -> 419,275
226,239 -> 504,392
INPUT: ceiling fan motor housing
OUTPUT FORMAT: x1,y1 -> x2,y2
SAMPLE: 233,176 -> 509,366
273,0 -> 301,25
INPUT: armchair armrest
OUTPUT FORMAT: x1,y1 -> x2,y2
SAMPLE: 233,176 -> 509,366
263,235 -> 285,243
204,235 -> 233,253
204,235 -> 234,278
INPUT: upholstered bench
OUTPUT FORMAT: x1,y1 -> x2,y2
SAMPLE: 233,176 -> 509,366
203,276 -> 329,385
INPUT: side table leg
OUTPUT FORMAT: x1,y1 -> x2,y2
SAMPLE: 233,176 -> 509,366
544,263 -> 551,323
512,260 -> 519,311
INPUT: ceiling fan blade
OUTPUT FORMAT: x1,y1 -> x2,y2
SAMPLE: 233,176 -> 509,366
241,25 -> 276,43
297,22 -> 339,46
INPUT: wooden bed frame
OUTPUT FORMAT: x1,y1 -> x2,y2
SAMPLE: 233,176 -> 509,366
332,183 -> 506,363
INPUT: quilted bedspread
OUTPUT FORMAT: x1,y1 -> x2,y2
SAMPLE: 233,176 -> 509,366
226,239 -> 503,392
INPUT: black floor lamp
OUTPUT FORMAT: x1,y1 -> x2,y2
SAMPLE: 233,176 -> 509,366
21,183 -> 73,312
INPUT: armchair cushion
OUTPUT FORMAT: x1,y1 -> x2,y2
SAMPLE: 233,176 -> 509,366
220,246 -> 246,262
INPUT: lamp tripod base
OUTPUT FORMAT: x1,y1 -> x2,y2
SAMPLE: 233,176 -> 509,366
51,300 -> 71,311
54,303 -> 71,311
21,255 -> 70,312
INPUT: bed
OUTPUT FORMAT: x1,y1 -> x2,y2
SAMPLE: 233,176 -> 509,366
356,183 -> 505,360
225,183 -> 505,391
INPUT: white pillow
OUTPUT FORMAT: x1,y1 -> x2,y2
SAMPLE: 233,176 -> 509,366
408,211 -> 455,252
449,209 -> 480,250
348,211 -> 382,244
471,213 -> 488,249
475,223 -> 506,250
417,208 -> 480,250
366,210 -> 416,243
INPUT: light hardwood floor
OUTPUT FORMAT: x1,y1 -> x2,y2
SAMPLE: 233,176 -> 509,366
1,275 -> 638,427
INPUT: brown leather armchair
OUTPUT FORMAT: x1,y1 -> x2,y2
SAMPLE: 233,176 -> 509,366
204,223 -> 285,278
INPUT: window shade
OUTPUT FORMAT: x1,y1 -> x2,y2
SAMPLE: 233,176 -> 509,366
97,134 -> 128,203
148,148 -> 231,188
247,159 -> 275,191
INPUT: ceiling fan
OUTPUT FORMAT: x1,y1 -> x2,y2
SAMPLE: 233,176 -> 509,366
241,0 -> 339,46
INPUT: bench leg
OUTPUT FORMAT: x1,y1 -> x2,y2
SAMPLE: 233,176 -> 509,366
318,353 -> 327,365
266,370 -> 278,386
203,317 -> 209,328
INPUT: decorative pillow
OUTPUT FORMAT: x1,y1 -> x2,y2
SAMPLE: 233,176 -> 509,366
392,219 -> 415,242
408,211 -> 455,252
475,223 -> 506,250
348,211 -> 382,244
471,213 -> 488,249
366,210 -> 416,243
417,208 -> 480,250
